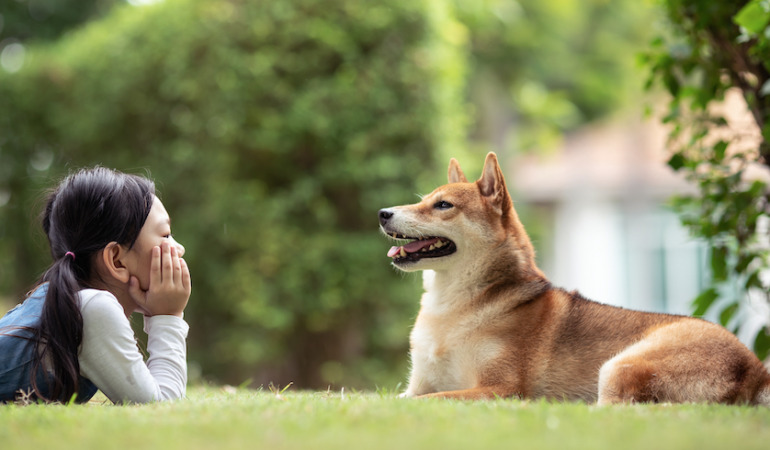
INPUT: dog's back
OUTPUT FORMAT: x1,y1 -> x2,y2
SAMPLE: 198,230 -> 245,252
380,152 -> 770,404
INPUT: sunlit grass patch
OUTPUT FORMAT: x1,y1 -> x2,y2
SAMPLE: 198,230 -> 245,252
2,385 -> 769,450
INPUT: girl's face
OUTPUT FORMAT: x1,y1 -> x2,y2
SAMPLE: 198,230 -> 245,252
126,196 -> 185,291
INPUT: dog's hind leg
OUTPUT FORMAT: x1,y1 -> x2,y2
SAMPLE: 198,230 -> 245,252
757,379 -> 770,407
597,321 -> 769,405
597,357 -> 659,405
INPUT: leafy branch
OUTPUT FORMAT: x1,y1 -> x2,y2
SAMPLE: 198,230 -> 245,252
645,0 -> 770,359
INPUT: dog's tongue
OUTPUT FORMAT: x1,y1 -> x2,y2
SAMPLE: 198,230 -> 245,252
387,238 -> 439,258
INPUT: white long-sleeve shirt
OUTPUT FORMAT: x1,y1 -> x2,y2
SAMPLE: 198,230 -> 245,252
77,289 -> 189,404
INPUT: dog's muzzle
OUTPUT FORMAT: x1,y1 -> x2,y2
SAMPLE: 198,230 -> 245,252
377,208 -> 456,264
378,209 -> 394,226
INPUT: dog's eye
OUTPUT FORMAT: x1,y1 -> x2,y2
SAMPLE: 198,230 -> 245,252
434,200 -> 454,210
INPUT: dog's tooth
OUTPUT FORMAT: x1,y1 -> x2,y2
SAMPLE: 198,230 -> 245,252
400,248 -> 407,258
435,241 -> 443,248
429,244 -> 436,251
392,233 -> 397,239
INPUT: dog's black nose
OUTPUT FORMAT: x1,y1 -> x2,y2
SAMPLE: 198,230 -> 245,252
378,209 -> 393,225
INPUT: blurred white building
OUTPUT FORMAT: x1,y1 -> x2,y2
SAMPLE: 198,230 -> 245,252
508,113 -> 702,314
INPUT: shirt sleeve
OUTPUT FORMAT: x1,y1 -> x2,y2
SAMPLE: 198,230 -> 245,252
78,291 -> 189,404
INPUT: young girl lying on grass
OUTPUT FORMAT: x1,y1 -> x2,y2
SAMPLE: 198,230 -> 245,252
0,167 -> 191,404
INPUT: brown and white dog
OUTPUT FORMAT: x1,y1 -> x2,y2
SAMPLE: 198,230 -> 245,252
378,152 -> 770,404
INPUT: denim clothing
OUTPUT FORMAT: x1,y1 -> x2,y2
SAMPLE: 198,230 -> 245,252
0,284 -> 98,403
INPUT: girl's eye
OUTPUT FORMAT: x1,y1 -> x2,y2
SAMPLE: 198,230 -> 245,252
434,200 -> 453,210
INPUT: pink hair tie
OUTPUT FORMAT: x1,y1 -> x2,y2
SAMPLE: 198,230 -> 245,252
65,251 -> 76,261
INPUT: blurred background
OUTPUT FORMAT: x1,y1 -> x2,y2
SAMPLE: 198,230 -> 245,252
1,0 -> 768,390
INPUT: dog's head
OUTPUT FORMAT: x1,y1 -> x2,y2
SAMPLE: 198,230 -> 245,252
379,152 -> 533,272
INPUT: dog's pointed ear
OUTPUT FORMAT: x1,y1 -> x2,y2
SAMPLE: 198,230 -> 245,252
448,158 -> 468,183
477,152 -> 510,213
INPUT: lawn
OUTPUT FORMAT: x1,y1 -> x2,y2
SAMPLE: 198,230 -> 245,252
1,385 -> 768,449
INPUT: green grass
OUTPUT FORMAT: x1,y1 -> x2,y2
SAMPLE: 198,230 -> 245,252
1,386 -> 769,449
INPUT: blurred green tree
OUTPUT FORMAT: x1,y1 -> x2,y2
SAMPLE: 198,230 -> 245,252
1,0 -> 121,43
453,0 -> 659,153
0,0 -> 697,389
0,0 -> 467,388
645,0 -> 770,359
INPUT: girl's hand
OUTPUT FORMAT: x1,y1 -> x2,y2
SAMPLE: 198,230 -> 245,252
128,242 -> 191,317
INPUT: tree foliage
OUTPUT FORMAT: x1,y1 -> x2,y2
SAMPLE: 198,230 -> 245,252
0,0 -> 467,388
0,0 -> 120,43
645,0 -> 770,359
453,0 -> 658,152
0,0 -> 719,390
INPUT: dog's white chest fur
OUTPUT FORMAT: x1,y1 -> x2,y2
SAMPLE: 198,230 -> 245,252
404,271 -> 505,396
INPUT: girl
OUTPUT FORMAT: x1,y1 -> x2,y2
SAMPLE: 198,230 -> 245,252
0,167 -> 191,404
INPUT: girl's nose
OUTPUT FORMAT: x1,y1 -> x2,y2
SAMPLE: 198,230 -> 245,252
170,236 -> 185,258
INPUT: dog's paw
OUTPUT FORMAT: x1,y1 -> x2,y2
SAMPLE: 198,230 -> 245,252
398,392 -> 412,399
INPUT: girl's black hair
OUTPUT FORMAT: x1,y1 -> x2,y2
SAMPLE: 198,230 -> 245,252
34,167 -> 155,402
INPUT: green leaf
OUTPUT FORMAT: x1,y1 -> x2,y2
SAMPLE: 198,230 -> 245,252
668,152 -> 685,171
712,140 -> 728,162
734,1 -> 770,34
748,180 -> 766,196
710,246 -> 729,282
745,270 -> 762,290
754,327 -> 770,360
692,287 -> 719,317
762,123 -> 770,142
718,303 -> 738,327
736,253 -> 754,273
663,72 -> 680,97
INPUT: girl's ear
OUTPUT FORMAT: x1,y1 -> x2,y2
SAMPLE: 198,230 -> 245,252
101,242 -> 131,284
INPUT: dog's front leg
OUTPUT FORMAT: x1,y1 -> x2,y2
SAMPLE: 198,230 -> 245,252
416,386 -> 520,400
401,371 -> 437,398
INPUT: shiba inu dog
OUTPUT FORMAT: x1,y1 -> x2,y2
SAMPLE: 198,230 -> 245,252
378,152 -> 770,404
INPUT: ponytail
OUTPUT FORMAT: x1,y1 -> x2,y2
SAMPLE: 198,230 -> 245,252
33,256 -> 84,402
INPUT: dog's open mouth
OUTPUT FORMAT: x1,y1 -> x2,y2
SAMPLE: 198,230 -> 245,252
385,233 -> 456,263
